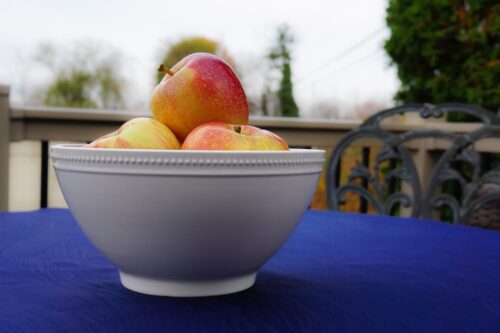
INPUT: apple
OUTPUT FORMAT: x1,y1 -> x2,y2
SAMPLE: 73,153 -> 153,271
181,122 -> 289,151
151,52 -> 249,141
85,117 -> 180,149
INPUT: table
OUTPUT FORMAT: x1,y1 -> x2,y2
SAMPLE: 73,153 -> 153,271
1,209 -> 499,332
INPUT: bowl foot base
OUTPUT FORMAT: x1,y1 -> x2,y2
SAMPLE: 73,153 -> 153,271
119,271 -> 257,297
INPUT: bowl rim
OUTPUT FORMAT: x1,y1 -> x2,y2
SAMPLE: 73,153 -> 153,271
50,144 -> 325,154
50,144 -> 326,176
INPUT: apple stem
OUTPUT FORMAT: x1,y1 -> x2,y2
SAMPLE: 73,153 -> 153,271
234,126 -> 242,134
158,64 -> 175,77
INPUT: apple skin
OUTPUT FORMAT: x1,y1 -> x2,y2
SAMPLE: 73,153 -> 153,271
151,53 -> 249,141
181,122 -> 289,151
85,117 -> 180,150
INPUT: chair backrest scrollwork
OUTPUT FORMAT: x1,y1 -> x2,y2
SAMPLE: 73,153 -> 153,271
327,103 -> 500,225
422,127 -> 500,224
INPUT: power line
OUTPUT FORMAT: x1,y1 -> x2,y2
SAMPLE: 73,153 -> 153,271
272,48 -> 382,92
303,48 -> 383,90
296,26 -> 385,85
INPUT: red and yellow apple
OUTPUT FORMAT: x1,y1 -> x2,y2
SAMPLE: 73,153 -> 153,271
181,122 -> 289,151
85,117 -> 180,149
151,52 -> 249,141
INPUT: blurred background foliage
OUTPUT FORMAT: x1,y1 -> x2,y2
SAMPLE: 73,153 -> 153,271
156,36 -> 236,83
385,0 -> 500,119
37,41 -> 126,109
155,30 -> 301,118
268,25 -> 299,117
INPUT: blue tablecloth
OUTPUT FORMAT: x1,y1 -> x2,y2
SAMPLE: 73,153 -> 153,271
1,209 -> 499,332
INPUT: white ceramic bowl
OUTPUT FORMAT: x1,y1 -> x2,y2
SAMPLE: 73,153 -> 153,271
51,144 -> 325,297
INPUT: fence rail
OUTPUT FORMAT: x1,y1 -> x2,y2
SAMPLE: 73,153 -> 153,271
0,84 -> 495,211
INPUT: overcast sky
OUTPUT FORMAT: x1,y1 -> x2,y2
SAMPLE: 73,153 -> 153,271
0,0 -> 398,117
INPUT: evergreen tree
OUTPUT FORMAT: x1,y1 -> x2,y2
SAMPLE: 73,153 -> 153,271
278,62 -> 299,117
385,1 -> 500,118
269,25 -> 299,117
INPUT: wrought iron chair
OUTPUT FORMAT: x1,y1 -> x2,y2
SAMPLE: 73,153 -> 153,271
326,103 -> 500,229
